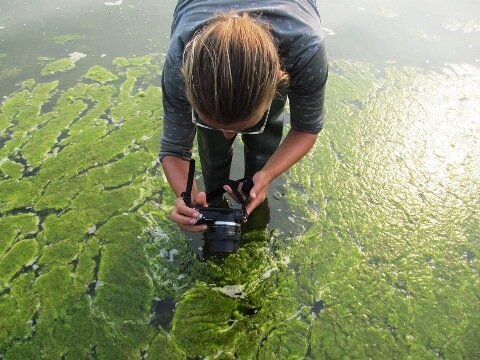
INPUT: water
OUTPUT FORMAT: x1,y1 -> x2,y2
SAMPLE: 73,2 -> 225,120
0,0 -> 479,358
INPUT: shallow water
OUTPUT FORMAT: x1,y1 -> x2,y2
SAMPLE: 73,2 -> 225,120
0,0 -> 479,359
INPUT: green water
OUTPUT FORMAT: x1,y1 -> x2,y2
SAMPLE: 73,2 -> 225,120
1,0 -> 480,359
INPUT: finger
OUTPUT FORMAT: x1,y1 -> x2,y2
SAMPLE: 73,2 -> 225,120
171,208 -> 199,227
223,185 -> 241,203
248,187 -> 257,201
195,192 -> 208,207
245,202 -> 254,216
172,198 -> 209,232
176,198 -> 200,218
171,208 -> 208,232
246,197 -> 262,216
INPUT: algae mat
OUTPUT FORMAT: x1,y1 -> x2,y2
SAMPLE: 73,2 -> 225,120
0,56 -> 479,359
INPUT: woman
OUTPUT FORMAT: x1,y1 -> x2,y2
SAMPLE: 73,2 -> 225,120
160,0 -> 328,232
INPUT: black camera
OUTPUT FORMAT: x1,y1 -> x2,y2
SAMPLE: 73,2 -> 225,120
181,160 -> 253,254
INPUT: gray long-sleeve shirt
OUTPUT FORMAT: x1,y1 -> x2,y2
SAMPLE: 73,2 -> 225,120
160,0 -> 328,160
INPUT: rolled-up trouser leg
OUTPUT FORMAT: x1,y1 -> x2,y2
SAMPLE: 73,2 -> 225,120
197,127 -> 236,198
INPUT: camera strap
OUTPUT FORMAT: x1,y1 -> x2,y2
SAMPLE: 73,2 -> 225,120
180,159 -> 195,207
206,178 -> 253,206
181,159 -> 253,207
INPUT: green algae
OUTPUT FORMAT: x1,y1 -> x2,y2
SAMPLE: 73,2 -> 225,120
0,273 -> 38,351
40,58 -> 76,76
20,79 -> 36,90
53,34 -> 86,44
84,65 -> 119,84
147,331 -> 185,359
171,283 -> 248,357
0,68 -> 22,81
74,236 -> 101,289
164,62 -> 479,359
113,57 -> 130,67
94,214 -> 154,322
0,81 -> 59,141
113,55 -> 155,68
40,186 -> 141,244
0,55 -> 478,359
285,63 -> 480,358
165,232 -> 311,358
0,160 -> 24,179
0,56 -> 166,358
38,240 -> 81,272
0,214 -> 38,255
21,99 -> 87,166
31,266 -> 98,358
0,180 -> 37,213
0,239 -> 39,286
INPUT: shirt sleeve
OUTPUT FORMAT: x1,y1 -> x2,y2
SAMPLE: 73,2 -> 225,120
288,43 -> 328,134
159,52 -> 196,161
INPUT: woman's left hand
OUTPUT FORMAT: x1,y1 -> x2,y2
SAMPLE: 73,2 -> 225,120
224,170 -> 271,215
244,170 -> 271,215
223,170 -> 271,216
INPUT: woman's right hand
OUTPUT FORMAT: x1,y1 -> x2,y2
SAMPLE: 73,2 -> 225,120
170,192 -> 209,232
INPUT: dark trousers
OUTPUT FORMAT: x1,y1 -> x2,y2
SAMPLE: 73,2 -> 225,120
197,97 -> 286,198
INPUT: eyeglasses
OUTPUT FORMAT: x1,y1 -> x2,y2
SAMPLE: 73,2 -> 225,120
191,105 -> 270,135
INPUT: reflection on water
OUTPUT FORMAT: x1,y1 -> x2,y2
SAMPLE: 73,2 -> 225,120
1,0 -> 479,94
0,0 -> 479,358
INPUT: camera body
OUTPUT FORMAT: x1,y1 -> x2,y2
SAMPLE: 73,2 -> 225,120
181,159 -> 252,254
195,205 -> 247,253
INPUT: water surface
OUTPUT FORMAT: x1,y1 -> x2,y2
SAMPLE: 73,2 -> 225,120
0,0 -> 479,358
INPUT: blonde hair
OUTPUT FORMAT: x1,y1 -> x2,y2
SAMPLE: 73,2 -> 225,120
182,12 -> 288,124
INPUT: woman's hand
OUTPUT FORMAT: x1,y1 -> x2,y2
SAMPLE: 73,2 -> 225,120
245,170 -> 271,215
170,192 -> 208,232
223,170 -> 272,216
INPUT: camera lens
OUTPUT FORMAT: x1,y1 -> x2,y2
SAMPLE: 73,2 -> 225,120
207,221 -> 241,253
